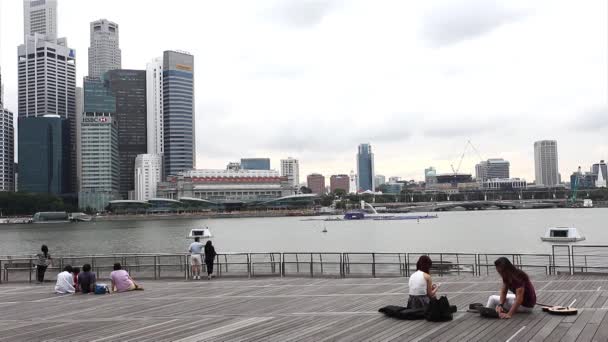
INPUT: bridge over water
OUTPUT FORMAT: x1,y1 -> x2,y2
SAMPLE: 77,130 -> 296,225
377,199 -> 566,212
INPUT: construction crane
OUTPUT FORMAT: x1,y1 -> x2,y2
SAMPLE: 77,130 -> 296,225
451,140 -> 483,175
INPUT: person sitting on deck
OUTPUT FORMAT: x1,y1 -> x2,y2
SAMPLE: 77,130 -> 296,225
110,263 -> 143,293
78,264 -> 96,294
72,267 -> 80,292
54,265 -> 75,294
487,257 -> 536,319
406,255 -> 439,309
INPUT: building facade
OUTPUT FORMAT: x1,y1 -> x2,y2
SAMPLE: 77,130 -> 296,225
330,174 -> 350,193
481,178 -> 527,190
307,173 -> 325,195
241,158 -> 270,170
592,160 -> 607,188
18,116 -> 70,194
79,113 -> 119,211
357,143 -> 374,192
163,51 -> 194,176
375,175 -> 386,188
534,140 -> 559,186
280,157 -> 299,188
24,0 -> 57,40
425,167 -> 437,187
146,57 -> 164,156
88,19 -> 121,79
475,158 -> 510,182
134,154 -> 162,201
0,108 -> 14,191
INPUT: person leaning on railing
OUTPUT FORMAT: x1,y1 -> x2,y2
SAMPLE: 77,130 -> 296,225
34,245 -> 52,284
486,257 -> 536,319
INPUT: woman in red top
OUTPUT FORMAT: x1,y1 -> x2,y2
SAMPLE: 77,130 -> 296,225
487,257 -> 536,319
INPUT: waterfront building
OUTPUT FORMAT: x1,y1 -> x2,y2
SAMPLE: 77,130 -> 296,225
307,173 -> 326,195
534,140 -> 559,186
134,154 -> 162,201
383,182 -> 403,194
18,116 -> 70,194
592,160 -> 607,188
280,157 -> 299,188
88,19 -> 121,79
146,57 -> 164,156
349,170 -> 357,194
425,167 -> 437,187
375,175 -> 386,188
79,113 -> 119,211
241,158 -> 270,170
481,178 -> 527,190
436,173 -> 473,185
157,169 -> 294,202
163,51 -> 194,176
24,0 -> 57,40
75,87 -> 83,191
475,159 -> 510,182
227,162 -> 241,171
570,167 -> 597,190
0,108 -> 14,191
356,143 -> 375,192
330,174 -> 350,193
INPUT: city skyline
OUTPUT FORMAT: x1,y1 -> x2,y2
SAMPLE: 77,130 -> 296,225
0,1 -> 606,181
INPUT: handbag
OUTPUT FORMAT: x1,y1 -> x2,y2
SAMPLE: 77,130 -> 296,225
425,296 -> 455,322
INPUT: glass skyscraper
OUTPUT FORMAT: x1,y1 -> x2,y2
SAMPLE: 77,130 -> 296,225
241,158 -> 270,170
356,143 -> 375,192
163,51 -> 194,176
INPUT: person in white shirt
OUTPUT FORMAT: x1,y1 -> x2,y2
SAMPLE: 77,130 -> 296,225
54,265 -> 75,294
189,237 -> 205,280
407,255 -> 439,309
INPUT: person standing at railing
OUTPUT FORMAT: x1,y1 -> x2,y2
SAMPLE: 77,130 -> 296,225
34,245 -> 52,284
486,257 -> 536,319
189,237 -> 205,280
204,240 -> 217,280
406,255 -> 439,310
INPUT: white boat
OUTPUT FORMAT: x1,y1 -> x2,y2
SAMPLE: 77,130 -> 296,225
188,227 -> 213,239
541,227 -> 585,242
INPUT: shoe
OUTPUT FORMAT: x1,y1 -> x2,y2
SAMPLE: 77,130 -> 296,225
467,303 -> 484,313
479,307 -> 500,319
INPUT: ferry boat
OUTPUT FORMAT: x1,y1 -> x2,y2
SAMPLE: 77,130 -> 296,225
32,212 -> 69,224
188,227 -> 213,239
541,227 -> 585,242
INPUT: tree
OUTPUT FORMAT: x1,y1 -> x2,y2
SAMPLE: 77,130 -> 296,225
333,189 -> 347,198
300,186 -> 313,194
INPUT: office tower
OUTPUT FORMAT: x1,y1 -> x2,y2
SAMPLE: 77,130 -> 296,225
307,173 -> 325,195
0,66 -> 3,107
18,116 -> 70,194
105,70 -> 147,198
146,57 -> 164,155
134,154 -> 162,201
79,113 -> 119,211
425,167 -> 437,187
475,158 -> 510,182
281,157 -> 299,188
23,0 -> 58,41
0,107 -> 14,191
330,174 -> 350,193
349,170 -> 357,193
75,86 -> 83,191
356,143 -> 375,192
163,50 -> 194,176
592,160 -> 607,188
241,158 -> 270,170
375,175 -> 386,187
534,140 -> 559,186
88,19 -> 121,79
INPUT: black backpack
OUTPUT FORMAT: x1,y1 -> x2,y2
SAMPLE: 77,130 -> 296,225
425,296 -> 455,322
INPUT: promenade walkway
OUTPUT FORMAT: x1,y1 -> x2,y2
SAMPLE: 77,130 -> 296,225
1,275 -> 607,341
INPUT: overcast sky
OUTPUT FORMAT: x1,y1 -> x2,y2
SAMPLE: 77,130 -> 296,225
0,0 -> 606,182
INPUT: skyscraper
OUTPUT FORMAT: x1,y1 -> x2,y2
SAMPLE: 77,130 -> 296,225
0,107 -> 14,192
330,174 -> 349,193
307,173 -> 325,195
88,19 -> 121,79
425,167 -> 437,187
592,160 -> 607,188
475,158 -> 510,182
146,57 -> 164,156
241,158 -> 270,170
134,154 -> 162,201
356,143 -> 375,192
23,0 -> 58,41
534,140 -> 559,186
105,69 -> 147,198
163,51 -> 194,176
75,86 -> 83,191
281,157 -> 299,188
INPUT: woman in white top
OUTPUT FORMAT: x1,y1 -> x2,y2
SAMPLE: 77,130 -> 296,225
407,255 -> 439,309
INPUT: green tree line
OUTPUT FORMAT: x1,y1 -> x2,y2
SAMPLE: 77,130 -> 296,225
0,192 -> 78,216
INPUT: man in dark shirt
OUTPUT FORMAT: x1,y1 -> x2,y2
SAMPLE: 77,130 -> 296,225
78,264 -> 97,294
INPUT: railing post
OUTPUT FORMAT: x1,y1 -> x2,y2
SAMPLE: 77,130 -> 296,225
310,253 -> 313,278
456,254 -> 460,276
340,253 -> 344,278
154,255 -> 158,280
247,254 -> 251,278
281,253 -> 285,277
372,253 -> 376,278
29,258 -> 33,283
319,253 -> 324,276
439,254 -> 444,277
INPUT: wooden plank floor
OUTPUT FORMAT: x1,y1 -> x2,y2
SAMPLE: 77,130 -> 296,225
1,275 -> 608,341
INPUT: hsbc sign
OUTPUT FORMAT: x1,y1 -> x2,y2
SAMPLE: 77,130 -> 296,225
83,117 -> 112,123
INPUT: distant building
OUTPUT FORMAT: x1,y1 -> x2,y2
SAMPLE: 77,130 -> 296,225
592,160 -> 607,188
307,173 -> 326,195
88,19 -> 121,79
475,159 -> 510,182
281,157 -> 299,188
424,167 -> 437,187
18,116 -> 70,195
146,57 -> 164,156
383,182 -> 403,194
135,154 -> 162,201
349,170 -> 357,194
330,174 -> 350,193
0,108 -> 14,191
436,174 -> 473,184
24,0 -> 57,40
163,51 -> 195,176
241,158 -> 270,170
534,140 -> 559,186
570,167 -> 597,190
375,175 -> 386,188
226,162 -> 241,171
357,143 -> 375,192
481,178 -> 527,190
79,113 -> 120,211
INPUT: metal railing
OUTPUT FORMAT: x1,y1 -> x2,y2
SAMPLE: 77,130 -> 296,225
3,247 -> 608,283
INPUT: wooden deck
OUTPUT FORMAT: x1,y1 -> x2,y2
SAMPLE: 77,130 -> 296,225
1,275 -> 608,341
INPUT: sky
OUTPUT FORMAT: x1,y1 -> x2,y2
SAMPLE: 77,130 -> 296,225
0,0 -> 606,182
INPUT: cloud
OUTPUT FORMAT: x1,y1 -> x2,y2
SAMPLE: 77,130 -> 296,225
421,0 -> 531,47
574,106 -> 608,132
268,0 -> 340,28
